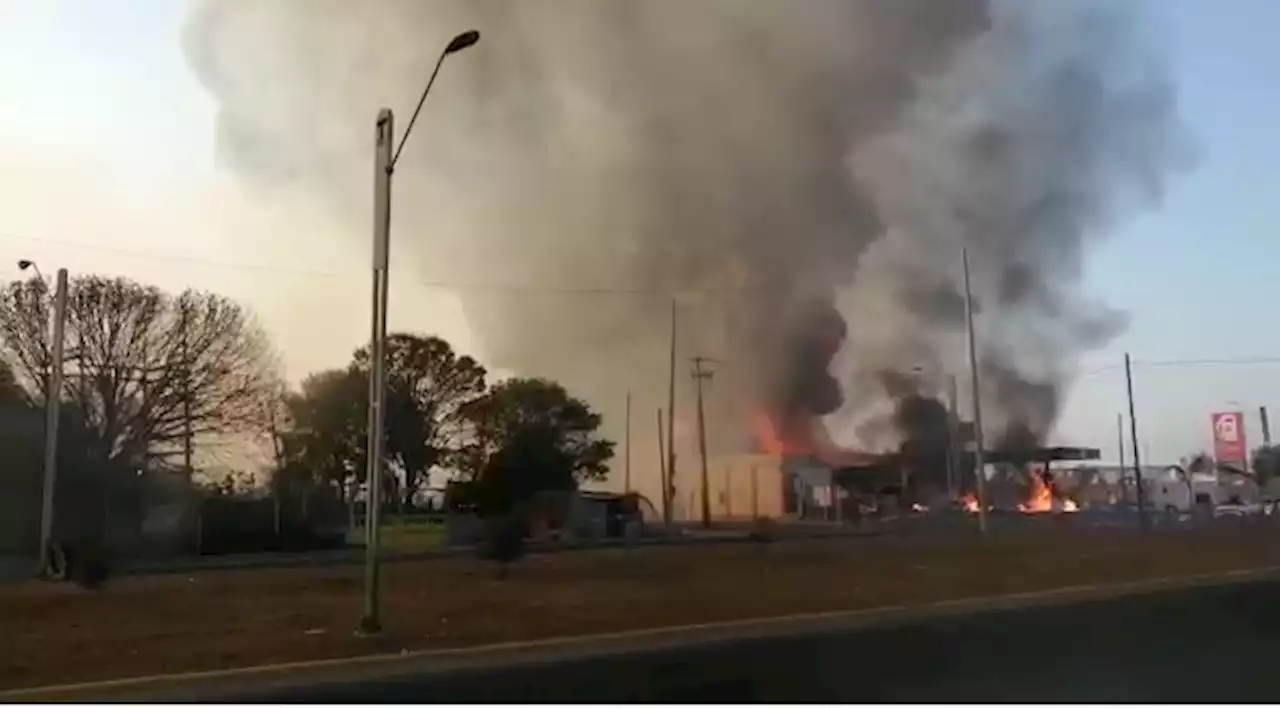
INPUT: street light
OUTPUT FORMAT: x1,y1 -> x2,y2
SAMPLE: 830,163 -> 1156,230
360,29 -> 480,637
18,260 -> 69,577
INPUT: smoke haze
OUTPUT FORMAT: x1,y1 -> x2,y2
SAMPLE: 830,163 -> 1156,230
182,0 -> 1193,490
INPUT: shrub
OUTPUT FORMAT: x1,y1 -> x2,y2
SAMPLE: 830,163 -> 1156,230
478,513 -> 527,579
749,516 -> 777,544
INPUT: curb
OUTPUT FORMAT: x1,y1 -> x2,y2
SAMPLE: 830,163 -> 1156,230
7,564 -> 1280,702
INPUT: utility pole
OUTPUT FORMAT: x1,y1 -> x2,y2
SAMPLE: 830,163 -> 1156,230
691,356 -> 715,529
946,374 -> 960,499
267,392 -> 285,537
37,268 -> 68,577
178,302 -> 199,557
961,248 -> 988,535
180,303 -> 194,482
1124,353 -> 1148,531
624,390 -> 632,493
656,407 -> 666,498
1116,413 -> 1127,503
723,466 -> 732,519
1261,406 -> 1272,447
751,464 -> 759,518
664,299 -> 677,528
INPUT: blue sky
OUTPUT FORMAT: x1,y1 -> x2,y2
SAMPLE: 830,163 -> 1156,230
1062,0 -> 1280,463
1,0 -> 1278,465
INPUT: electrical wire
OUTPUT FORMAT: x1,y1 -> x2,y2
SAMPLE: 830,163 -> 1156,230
12,231 -> 1280,372
0,230 -> 791,297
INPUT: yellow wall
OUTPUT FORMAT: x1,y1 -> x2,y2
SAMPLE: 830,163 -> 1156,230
675,454 -> 786,521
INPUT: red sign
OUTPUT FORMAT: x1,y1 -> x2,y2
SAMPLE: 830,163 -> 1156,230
1211,411 -> 1248,463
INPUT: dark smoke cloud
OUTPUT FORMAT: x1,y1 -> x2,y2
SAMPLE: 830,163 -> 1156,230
182,0 -> 1193,477
829,0 -> 1193,448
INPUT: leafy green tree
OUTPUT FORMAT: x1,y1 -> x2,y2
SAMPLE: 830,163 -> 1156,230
459,377 -> 613,516
352,334 -> 487,503
1186,451 -> 1214,474
280,367 -> 367,496
1251,445 -> 1280,488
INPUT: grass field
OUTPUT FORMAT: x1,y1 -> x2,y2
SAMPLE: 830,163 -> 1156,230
3,526 -> 1280,692
375,516 -> 448,554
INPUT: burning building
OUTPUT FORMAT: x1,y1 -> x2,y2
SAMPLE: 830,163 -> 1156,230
185,0 -> 1191,517
705,369 -> 1101,521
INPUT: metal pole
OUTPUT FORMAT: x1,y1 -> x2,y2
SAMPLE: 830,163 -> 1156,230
624,390 -> 632,493
1124,353 -> 1148,531
664,299 -> 677,528
656,408 -> 666,497
691,356 -> 713,529
37,268 -> 68,577
751,464 -> 759,518
181,304 -> 193,481
1116,413 -> 1127,503
360,108 -> 393,635
961,249 -> 988,535
723,467 -> 732,519
946,374 -> 960,499
267,395 -> 284,537
180,303 -> 197,556
832,467 -> 841,523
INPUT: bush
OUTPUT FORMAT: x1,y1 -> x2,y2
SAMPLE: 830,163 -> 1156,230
749,516 -> 778,544
67,541 -> 111,590
478,514 -> 528,579
195,496 -> 347,556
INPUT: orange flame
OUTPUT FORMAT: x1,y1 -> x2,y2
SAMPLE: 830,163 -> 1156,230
1017,471 -> 1079,514
753,410 -> 792,456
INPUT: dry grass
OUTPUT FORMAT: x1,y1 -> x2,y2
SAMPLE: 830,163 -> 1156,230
3,526 -> 1279,691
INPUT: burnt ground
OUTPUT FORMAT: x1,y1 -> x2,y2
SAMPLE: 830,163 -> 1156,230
3,526 -> 1279,692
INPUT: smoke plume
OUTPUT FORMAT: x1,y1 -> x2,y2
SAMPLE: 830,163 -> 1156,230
183,0 -> 1192,477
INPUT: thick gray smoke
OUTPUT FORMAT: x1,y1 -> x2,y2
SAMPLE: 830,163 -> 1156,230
183,0 -> 1192,480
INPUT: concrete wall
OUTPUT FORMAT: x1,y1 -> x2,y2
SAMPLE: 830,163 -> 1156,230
692,454 -> 785,520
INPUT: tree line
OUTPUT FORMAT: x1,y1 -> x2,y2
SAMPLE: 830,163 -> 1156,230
0,273 -> 615,527
277,333 -> 615,514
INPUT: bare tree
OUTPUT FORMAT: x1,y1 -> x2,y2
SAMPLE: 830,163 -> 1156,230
0,275 -> 279,473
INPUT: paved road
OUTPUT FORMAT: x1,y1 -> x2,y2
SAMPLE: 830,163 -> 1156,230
23,573 -> 1280,703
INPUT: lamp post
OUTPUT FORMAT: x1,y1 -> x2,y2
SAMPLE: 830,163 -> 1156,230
360,29 -> 480,637
19,260 -> 69,576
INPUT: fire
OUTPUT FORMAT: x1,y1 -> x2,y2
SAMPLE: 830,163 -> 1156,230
958,475 -> 1080,515
1017,471 -> 1079,514
753,410 -> 795,456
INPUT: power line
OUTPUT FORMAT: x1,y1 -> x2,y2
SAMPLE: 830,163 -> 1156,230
10,234 -> 1280,365
1079,356 -> 1280,377
0,231 -> 810,298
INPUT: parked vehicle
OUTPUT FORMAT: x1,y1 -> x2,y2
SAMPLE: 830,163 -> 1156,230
1213,502 -> 1267,518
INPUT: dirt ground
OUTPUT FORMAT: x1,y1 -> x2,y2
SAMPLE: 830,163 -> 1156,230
3,526 -> 1280,691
